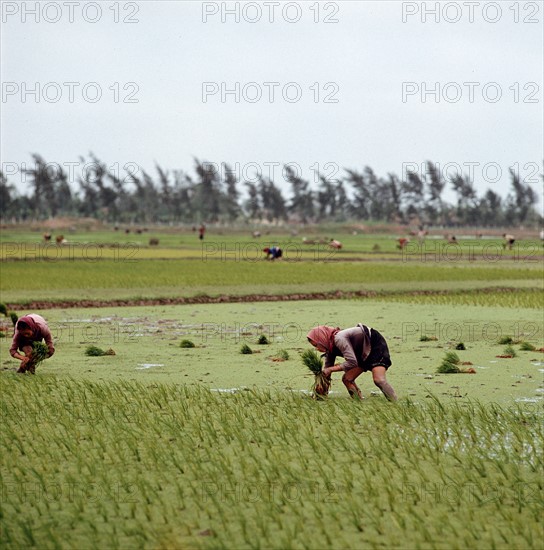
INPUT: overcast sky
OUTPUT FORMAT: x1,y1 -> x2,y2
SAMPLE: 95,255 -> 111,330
1,0 -> 543,203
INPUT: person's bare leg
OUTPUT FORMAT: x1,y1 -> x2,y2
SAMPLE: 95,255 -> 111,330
372,366 -> 397,401
342,367 -> 365,399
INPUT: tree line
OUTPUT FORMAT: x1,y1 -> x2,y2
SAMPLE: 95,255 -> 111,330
1,154 -> 541,227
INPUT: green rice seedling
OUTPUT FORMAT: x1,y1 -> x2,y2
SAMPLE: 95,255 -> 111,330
277,349 -> 289,361
455,342 -> 466,350
1,363 -> 542,549
301,349 -> 330,398
31,342 -> 49,367
301,348 -> 323,376
85,345 -> 115,356
240,344 -> 253,354
0,331 -> 5,338
257,334 -> 269,345
503,345 -> 517,357
519,341 -> 536,351
0,302 -> 7,316
179,339 -> 195,348
420,335 -> 437,341
498,335 -> 513,345
437,351 -> 461,373
10,311 -> 18,325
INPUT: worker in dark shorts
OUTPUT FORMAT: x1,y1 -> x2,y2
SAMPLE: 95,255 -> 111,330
307,324 -> 397,401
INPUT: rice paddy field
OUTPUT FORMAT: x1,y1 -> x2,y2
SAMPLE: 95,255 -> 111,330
1,225 -> 543,549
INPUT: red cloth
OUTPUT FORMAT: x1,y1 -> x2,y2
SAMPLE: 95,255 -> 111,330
307,325 -> 340,353
16,314 -> 40,337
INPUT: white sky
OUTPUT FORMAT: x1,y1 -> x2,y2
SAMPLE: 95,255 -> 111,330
1,0 -> 543,203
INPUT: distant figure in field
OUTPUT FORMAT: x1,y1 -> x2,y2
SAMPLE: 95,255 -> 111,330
10,314 -> 55,374
263,246 -> 282,260
397,238 -> 409,250
55,235 -> 66,244
307,324 -> 397,401
149,238 -> 159,246
445,234 -> 457,244
198,224 -> 206,240
252,231 -> 261,238
329,239 -> 342,249
43,233 -> 51,242
503,233 -> 515,250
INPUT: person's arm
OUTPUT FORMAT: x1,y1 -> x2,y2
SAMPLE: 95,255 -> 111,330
9,335 -> 26,361
322,351 -> 341,377
334,334 -> 359,371
322,333 -> 358,376
323,363 -> 344,377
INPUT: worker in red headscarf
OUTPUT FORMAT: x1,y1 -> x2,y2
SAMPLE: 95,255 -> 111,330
307,324 -> 397,400
10,314 -> 55,374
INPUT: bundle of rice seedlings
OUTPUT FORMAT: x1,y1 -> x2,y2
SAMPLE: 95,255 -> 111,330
10,312 -> 18,326
498,336 -> 513,345
437,351 -> 476,373
31,342 -> 49,366
257,335 -> 269,345
519,341 -> 536,351
503,345 -> 517,358
0,303 -> 7,316
180,339 -> 195,348
85,346 -> 116,357
301,349 -> 330,398
455,342 -> 466,350
85,346 -> 104,356
240,344 -> 253,355
437,351 -> 461,374
420,335 -> 438,342
270,349 -> 290,362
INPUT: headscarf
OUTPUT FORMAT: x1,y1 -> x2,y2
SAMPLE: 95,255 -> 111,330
16,315 -> 40,339
307,325 -> 341,354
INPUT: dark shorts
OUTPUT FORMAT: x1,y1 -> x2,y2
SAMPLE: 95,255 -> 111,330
362,329 -> 392,371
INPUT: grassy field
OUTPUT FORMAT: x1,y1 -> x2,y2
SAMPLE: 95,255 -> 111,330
1,299 -> 543,394
2,227 -> 542,305
1,378 -> 542,550
1,228 -> 542,259
1,227 -> 543,549
1,257 -> 542,305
